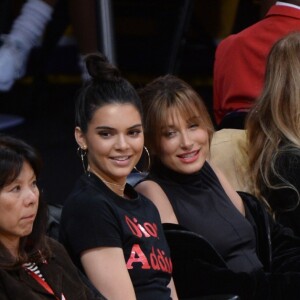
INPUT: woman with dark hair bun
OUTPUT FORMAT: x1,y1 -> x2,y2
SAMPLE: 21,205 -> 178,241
59,53 -> 177,300
0,134 -> 103,300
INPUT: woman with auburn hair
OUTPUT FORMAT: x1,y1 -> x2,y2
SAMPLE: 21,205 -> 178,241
136,74 -> 300,299
246,31 -> 300,236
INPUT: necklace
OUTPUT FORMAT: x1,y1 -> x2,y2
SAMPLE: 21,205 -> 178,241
88,167 -> 126,197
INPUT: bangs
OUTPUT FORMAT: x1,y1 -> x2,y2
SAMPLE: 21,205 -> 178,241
159,94 -> 209,130
0,155 -> 23,188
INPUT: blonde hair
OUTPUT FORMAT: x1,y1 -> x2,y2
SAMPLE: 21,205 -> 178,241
246,31 -> 300,209
138,74 -> 214,159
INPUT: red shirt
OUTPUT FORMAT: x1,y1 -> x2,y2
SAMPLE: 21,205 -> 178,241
213,4 -> 300,125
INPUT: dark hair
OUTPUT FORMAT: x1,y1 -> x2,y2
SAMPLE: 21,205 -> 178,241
75,53 -> 143,133
0,135 -> 50,269
138,74 -> 214,157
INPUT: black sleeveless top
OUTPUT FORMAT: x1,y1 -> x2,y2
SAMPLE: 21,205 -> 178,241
147,160 -> 263,273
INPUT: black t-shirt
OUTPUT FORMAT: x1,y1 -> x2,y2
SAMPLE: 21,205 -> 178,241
147,160 -> 263,273
59,173 -> 172,300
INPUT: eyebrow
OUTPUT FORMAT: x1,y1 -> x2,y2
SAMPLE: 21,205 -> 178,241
95,124 -> 143,130
161,125 -> 176,130
129,124 -> 143,129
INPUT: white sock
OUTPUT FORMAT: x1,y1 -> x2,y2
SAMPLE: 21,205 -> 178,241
9,0 -> 54,49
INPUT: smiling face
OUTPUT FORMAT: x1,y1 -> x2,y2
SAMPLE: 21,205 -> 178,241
0,161 -> 39,255
159,107 -> 210,174
76,103 -> 144,185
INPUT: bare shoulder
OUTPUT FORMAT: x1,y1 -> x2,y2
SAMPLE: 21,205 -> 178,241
135,180 -> 169,208
135,180 -> 178,224
135,180 -> 165,198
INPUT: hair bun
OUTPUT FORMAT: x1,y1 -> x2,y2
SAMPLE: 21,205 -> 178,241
85,53 -> 121,82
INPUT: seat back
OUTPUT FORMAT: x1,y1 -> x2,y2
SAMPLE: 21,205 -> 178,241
163,223 -> 227,268
163,223 -> 239,300
47,202 -> 63,240
218,110 -> 248,130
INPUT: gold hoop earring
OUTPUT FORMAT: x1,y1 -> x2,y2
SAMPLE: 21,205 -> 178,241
77,147 -> 87,173
134,146 -> 151,173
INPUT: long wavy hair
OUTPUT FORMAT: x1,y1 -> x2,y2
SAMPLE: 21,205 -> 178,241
246,31 -> 300,209
0,135 -> 50,269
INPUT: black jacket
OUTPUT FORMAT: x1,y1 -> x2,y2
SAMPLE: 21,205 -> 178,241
0,238 -> 104,300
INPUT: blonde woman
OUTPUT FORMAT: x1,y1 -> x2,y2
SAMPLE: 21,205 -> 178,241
246,31 -> 300,236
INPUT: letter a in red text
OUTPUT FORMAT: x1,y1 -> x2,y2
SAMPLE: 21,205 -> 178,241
126,244 -> 151,270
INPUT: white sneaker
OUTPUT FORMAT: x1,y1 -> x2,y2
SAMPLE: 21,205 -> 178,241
0,35 -> 30,91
